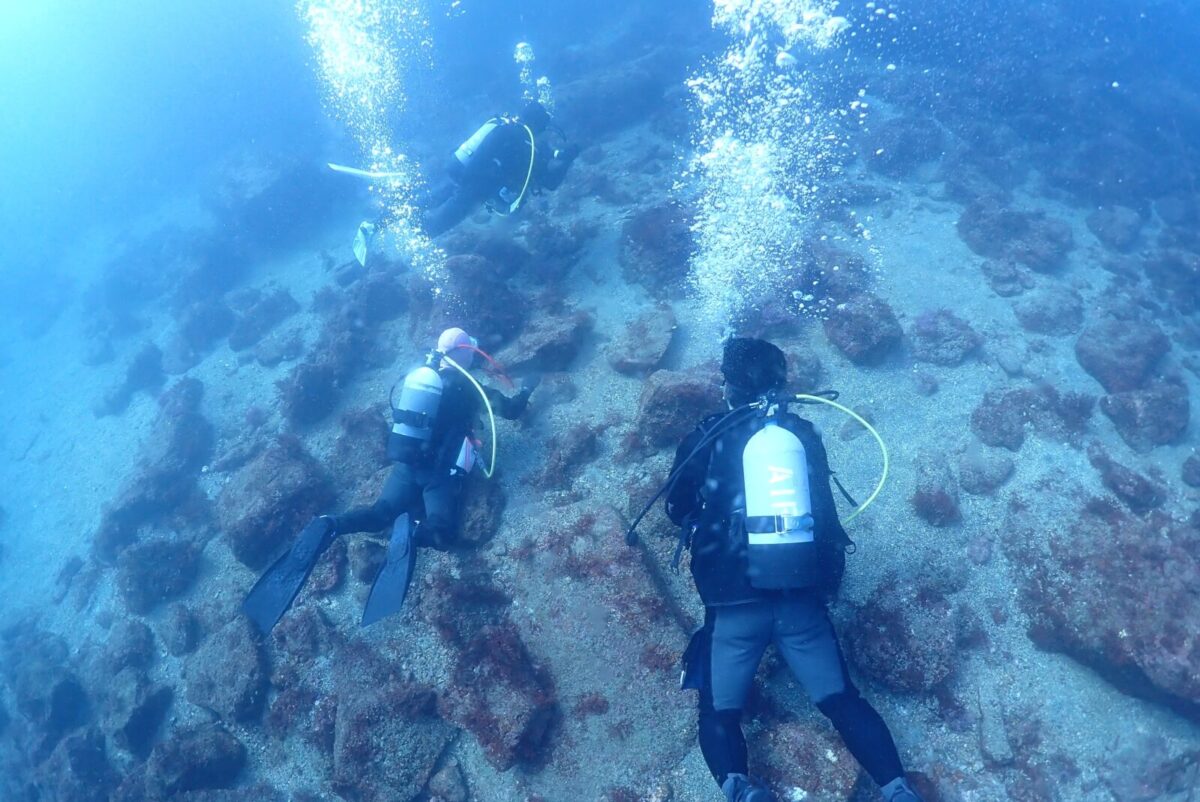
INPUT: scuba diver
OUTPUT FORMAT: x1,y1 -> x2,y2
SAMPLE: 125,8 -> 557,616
242,327 -> 537,634
640,338 -> 924,802
350,100 -> 580,264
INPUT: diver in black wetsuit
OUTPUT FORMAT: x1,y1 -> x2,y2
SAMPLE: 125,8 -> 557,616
354,100 -> 579,262
664,338 -> 925,802
242,327 -> 537,633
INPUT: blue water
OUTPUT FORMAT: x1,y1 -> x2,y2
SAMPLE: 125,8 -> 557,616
1,1 -> 1198,800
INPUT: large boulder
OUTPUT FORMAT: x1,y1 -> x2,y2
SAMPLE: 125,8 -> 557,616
618,202 -> 694,298
957,198 -> 1074,272
496,310 -> 594,374
1100,381 -> 1190,452
629,367 -> 721,454
144,725 -> 247,799
909,309 -> 981,366
101,669 -> 172,757
1013,283 -> 1084,337
1086,205 -> 1143,252
1075,318 -> 1169,393
93,378 -> 214,562
1007,500 -> 1200,721
183,619 -> 267,724
116,537 -> 202,614
823,293 -> 902,365
216,436 -> 334,570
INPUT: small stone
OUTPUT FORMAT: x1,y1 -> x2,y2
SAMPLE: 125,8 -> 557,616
1183,455 -> 1200,488
958,445 -> 1015,496
976,682 -> 1014,766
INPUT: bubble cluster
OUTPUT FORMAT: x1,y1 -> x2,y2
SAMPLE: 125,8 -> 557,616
685,0 -> 852,329
514,42 -> 555,111
298,0 -> 443,282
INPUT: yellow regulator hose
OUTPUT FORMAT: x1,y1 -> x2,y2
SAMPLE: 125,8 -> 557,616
442,355 -> 498,479
795,394 -> 889,522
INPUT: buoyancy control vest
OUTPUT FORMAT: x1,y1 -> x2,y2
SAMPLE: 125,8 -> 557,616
741,416 -> 822,590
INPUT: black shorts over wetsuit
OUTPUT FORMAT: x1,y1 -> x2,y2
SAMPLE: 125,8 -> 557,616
667,411 -> 906,790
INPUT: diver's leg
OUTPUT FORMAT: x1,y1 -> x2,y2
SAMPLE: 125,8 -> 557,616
333,464 -> 419,534
414,468 -> 465,549
422,187 -> 481,238
703,601 -> 772,787
772,594 -> 907,789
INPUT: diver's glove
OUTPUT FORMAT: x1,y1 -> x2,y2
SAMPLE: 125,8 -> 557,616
555,143 -> 581,165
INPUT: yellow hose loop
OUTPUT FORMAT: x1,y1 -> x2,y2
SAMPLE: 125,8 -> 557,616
442,355 -> 498,479
508,125 -> 537,214
794,394 -> 889,522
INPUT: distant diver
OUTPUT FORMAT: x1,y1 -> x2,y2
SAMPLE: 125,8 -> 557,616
242,327 -> 539,633
342,100 -> 580,265
630,338 -> 924,802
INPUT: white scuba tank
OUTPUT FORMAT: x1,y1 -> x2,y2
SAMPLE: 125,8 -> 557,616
742,417 -> 819,589
388,364 -> 443,460
454,119 -> 500,167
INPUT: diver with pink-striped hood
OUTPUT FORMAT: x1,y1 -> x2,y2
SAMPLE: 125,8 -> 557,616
243,327 -> 538,633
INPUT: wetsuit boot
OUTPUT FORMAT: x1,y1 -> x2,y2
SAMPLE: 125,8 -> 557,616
881,777 -> 925,802
722,774 -> 776,802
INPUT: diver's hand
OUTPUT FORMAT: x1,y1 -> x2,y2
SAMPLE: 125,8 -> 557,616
556,143 -> 581,164
520,373 -> 543,396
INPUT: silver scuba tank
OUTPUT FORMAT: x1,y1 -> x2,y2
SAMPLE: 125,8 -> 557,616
387,361 -> 443,460
742,417 -> 820,589
454,119 -> 500,167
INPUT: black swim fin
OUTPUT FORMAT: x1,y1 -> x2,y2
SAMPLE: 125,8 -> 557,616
361,514 -> 417,627
242,516 -> 337,636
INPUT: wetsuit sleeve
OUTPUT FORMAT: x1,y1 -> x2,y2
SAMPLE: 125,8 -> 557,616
538,143 -> 578,191
484,386 -> 531,421
665,426 -> 707,526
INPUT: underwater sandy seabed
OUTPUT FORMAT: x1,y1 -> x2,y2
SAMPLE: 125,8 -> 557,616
1,24 -> 1200,802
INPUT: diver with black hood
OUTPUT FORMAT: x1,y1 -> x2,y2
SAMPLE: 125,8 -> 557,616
353,100 -> 580,263
242,327 -> 538,633
644,338 -> 925,802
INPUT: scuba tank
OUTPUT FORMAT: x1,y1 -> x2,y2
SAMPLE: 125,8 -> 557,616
387,353 -> 443,461
454,119 -> 501,167
741,413 -> 820,590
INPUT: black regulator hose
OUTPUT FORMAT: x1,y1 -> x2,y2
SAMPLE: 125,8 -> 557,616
624,403 -> 762,546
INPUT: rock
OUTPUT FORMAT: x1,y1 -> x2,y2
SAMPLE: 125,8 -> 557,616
116,537 -> 202,614
958,444 -> 1015,496
1088,445 -> 1164,513
348,538 -> 386,584
228,288 -> 300,351
183,619 -> 266,723
159,603 -> 201,656
438,620 -> 558,771
629,367 -> 721,454
328,405 -> 390,498
555,46 -> 686,136
96,343 -> 166,416
1075,318 -> 1169,393
252,327 -> 303,368
1012,284 -> 1084,336
496,310 -> 594,374
1101,733 -> 1200,802
1007,499 -> 1200,721
331,670 -> 453,802
957,198 -> 1074,272
980,258 -> 1035,297
618,202 -> 694,298
753,721 -> 860,800
39,728 -> 119,802
1,626 -> 89,761
970,384 -> 1095,452
458,471 -> 508,547
865,116 -> 945,177
103,619 -> 156,674
1100,381 -> 1190,452
176,298 -> 236,354
909,309 -> 981,366
782,341 -> 823,393
1086,205 -> 1143,252
216,436 -> 334,569
1183,455 -> 1200,488
823,293 -> 902,365
427,760 -> 469,802
1143,248 -> 1200,316
102,668 -> 172,757
145,725 -> 246,799
530,423 -> 601,491
847,575 -> 959,692
92,378 -> 213,562
976,682 -> 1014,767
606,307 -> 676,376
911,453 -> 961,526
430,254 -> 526,346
